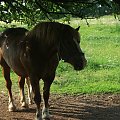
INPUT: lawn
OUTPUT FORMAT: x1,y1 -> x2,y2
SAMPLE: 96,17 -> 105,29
0,15 -> 120,95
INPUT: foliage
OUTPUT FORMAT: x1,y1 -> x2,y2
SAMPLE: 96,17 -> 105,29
0,0 -> 120,26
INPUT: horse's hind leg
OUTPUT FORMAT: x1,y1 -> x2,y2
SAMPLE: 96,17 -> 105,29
42,73 -> 55,119
1,64 -> 16,112
26,77 -> 33,104
18,76 -> 28,108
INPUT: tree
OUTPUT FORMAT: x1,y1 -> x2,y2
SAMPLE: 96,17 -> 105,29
0,0 -> 119,26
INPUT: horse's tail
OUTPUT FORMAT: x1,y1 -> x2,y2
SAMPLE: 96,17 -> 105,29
0,32 -> 4,47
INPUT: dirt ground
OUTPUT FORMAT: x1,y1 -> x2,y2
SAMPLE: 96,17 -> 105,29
0,93 -> 120,120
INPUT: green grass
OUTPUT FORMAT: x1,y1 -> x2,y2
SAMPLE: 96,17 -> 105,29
0,15 -> 120,95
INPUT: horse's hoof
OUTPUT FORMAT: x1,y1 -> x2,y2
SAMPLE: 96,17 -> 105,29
21,102 -> 29,108
29,100 -> 33,105
42,115 -> 50,120
8,105 -> 16,112
35,117 -> 42,120
43,118 -> 50,120
35,111 -> 42,120
42,108 -> 50,120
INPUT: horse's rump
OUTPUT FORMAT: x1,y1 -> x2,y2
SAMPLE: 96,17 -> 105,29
0,28 -> 29,76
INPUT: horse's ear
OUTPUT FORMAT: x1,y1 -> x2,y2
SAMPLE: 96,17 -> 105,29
75,26 -> 80,31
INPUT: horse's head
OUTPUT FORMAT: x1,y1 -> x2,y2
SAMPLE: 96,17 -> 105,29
59,25 -> 87,70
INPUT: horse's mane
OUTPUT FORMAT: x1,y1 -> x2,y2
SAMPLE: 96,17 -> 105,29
26,22 -> 76,47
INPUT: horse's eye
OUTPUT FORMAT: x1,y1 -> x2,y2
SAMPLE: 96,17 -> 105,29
82,53 -> 84,55
80,52 -> 84,56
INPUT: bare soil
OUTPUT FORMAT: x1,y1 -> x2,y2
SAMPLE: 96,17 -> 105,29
0,93 -> 120,120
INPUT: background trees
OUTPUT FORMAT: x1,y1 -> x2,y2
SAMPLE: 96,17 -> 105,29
0,0 -> 120,25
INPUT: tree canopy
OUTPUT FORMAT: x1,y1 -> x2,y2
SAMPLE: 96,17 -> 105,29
0,0 -> 120,25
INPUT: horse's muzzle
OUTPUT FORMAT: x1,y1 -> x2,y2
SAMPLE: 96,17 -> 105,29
74,58 -> 87,71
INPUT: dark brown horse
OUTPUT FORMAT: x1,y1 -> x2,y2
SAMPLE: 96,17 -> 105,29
0,28 -> 33,111
0,22 -> 87,120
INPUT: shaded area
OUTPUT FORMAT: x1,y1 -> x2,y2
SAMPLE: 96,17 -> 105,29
0,93 -> 120,120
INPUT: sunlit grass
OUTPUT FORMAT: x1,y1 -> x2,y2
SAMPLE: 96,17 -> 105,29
0,15 -> 120,94
51,15 -> 120,94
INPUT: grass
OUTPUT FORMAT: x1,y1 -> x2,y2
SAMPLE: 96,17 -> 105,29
0,15 -> 120,95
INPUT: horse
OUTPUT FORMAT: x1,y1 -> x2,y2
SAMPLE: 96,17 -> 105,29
0,28 -> 33,111
0,22 -> 87,120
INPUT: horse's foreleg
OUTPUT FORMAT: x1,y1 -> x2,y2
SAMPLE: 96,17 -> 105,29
30,77 -> 42,120
42,73 -> 55,119
2,65 -> 16,112
18,76 -> 28,108
26,77 -> 33,104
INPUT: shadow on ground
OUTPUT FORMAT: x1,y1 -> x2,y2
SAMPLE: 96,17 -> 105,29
0,94 -> 120,120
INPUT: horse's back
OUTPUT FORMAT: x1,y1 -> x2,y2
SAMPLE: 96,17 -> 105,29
3,27 -> 28,36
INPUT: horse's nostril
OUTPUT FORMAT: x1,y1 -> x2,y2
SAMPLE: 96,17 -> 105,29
74,66 -> 84,71
74,63 -> 84,71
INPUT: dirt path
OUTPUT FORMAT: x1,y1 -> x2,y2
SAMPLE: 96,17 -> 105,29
0,93 -> 120,120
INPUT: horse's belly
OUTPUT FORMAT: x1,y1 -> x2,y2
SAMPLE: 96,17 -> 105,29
3,53 -> 27,77
12,65 -> 27,77
7,60 -> 27,76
